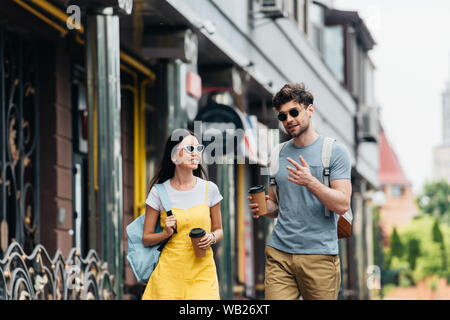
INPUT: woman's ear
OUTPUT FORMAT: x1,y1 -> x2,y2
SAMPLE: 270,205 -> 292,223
172,147 -> 184,165
171,145 -> 180,165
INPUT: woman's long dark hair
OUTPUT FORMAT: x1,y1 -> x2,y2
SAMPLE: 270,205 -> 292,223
147,128 -> 208,194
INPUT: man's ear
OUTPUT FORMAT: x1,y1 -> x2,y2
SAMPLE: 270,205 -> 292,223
278,121 -> 287,134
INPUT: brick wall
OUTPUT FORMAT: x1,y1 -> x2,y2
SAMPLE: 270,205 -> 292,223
379,185 -> 418,246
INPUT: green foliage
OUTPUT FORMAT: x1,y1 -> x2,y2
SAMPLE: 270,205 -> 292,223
372,207 -> 385,269
416,179 -> 450,224
430,217 -> 448,273
382,180 -> 450,291
381,283 -> 397,298
390,227 -> 404,258
399,272 -> 415,287
432,218 -> 444,243
406,238 -> 420,270
429,275 -> 439,292
384,215 -> 450,284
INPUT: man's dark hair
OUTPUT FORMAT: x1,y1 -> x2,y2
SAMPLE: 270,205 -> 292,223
272,83 -> 314,110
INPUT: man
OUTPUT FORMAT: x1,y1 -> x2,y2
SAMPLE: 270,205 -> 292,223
248,83 -> 352,300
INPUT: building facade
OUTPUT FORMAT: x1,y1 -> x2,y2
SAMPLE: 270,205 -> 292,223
378,128 -> 418,246
433,56 -> 450,183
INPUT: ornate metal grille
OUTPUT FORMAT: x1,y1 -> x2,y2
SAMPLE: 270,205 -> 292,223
0,241 -> 115,300
0,25 -> 39,253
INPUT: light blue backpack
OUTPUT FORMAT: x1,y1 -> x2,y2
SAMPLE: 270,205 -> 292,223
126,183 -> 173,283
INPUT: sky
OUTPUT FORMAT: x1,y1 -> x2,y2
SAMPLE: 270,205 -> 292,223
333,0 -> 450,194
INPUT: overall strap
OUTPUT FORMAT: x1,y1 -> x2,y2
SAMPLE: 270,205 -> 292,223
205,180 -> 209,204
321,137 -> 335,217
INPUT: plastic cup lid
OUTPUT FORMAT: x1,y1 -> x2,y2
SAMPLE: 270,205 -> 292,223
248,185 -> 265,194
189,228 -> 206,238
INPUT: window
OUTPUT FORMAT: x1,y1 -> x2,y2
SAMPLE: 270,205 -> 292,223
346,27 -> 363,98
309,1 -> 325,53
365,57 -> 375,106
286,0 -> 296,20
391,186 -> 403,198
324,25 -> 344,82
285,0 -> 308,33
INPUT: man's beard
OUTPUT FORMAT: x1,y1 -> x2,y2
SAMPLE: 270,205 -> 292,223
290,122 -> 309,138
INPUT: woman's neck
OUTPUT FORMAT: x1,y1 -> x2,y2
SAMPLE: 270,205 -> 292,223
171,167 -> 196,190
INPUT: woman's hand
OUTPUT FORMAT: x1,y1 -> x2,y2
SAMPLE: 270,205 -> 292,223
164,214 -> 177,237
198,232 -> 215,249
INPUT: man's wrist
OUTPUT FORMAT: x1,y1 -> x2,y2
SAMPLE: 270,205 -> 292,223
266,197 -> 278,213
306,175 -> 321,190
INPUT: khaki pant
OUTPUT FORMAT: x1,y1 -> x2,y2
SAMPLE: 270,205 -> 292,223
264,246 -> 341,300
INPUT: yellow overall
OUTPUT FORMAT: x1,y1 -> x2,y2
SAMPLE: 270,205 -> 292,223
142,182 -> 220,300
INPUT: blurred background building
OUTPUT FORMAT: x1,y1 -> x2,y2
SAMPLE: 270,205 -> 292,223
433,55 -> 450,183
0,0 -> 383,300
377,127 -> 418,245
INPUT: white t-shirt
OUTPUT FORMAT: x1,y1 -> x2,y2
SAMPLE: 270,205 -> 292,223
145,177 -> 223,212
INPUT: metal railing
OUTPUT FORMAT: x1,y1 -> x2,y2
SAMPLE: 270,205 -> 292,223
0,241 -> 115,300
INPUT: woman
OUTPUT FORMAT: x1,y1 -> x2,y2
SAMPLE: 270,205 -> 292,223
141,129 -> 223,300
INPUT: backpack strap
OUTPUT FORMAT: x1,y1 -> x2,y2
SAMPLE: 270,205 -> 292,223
155,183 -> 176,251
155,183 -> 172,214
269,141 -> 288,203
321,137 -> 336,217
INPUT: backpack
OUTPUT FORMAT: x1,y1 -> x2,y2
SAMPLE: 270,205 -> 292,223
126,183 -> 173,283
268,137 -> 353,239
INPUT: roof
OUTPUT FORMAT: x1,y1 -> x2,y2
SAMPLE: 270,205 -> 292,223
378,128 -> 411,186
325,9 -> 376,51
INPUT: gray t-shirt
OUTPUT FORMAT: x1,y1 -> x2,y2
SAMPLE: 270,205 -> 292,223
268,135 -> 351,255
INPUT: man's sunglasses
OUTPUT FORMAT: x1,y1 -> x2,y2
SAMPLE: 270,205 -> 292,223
178,144 -> 205,153
277,108 -> 301,122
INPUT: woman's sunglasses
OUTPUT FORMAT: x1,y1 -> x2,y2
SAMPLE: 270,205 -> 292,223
178,144 -> 205,153
277,108 -> 300,122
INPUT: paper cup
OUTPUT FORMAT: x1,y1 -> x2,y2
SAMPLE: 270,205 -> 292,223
189,228 -> 207,258
248,185 -> 267,216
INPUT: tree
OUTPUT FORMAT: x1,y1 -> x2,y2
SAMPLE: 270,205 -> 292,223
406,238 -> 420,270
395,215 -> 450,283
385,227 -> 404,270
416,179 -> 450,224
372,207 -> 385,270
390,227 -> 404,258
431,218 -> 447,274
432,218 -> 443,243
